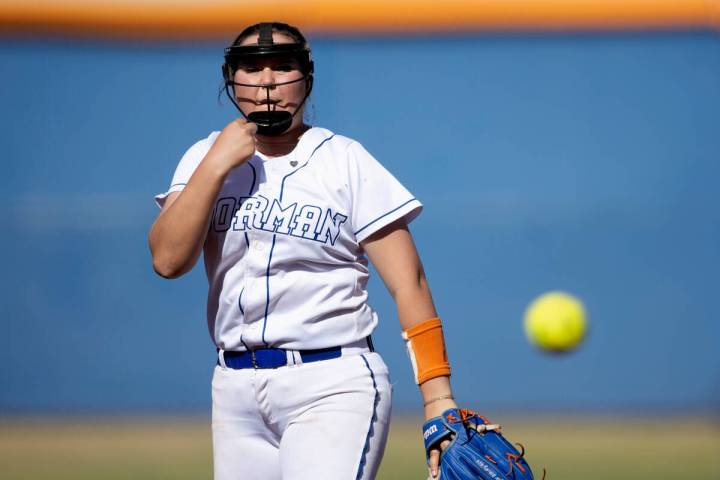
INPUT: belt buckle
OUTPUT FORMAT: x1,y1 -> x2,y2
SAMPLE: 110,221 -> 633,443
250,349 -> 258,369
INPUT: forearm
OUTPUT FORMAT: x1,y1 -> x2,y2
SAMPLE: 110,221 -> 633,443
149,154 -> 230,278
394,275 -> 436,331
361,221 -> 457,417
394,283 -> 456,416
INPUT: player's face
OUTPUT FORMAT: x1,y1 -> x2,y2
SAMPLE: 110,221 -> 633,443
232,32 -> 308,131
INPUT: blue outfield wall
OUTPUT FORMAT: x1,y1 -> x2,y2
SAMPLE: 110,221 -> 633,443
0,32 -> 718,413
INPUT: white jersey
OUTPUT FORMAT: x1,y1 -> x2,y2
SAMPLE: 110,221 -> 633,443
155,127 -> 422,351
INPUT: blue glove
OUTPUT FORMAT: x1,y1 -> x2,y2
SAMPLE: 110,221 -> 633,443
423,408 -> 542,479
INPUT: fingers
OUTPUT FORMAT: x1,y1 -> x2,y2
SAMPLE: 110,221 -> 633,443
428,448 -> 440,478
234,118 -> 257,134
427,439 -> 451,479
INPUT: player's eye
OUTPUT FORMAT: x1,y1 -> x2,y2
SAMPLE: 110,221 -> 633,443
274,64 -> 295,72
240,66 -> 260,73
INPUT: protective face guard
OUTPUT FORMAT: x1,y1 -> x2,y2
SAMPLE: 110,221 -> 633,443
222,36 -> 314,136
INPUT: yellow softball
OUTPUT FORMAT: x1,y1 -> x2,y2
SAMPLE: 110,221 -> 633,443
524,291 -> 588,352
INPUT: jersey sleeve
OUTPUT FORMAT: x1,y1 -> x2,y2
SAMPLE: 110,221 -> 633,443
154,134 -> 215,208
347,141 -> 423,243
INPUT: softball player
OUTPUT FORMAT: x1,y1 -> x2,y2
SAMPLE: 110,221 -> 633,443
149,22 -> 456,479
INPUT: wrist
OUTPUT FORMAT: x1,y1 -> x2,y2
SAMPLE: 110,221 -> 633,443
424,398 -> 458,420
200,152 -> 235,179
419,375 -> 453,398
423,393 -> 454,407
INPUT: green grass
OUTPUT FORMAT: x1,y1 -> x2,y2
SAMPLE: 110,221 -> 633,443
1,415 -> 718,479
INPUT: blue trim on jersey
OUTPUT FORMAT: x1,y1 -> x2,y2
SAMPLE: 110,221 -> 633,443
169,182 -> 187,189
243,162 -> 257,245
239,334 -> 251,352
260,234 -> 278,347
256,134 -> 335,347
247,161 -> 257,195
235,162 -> 257,320
238,287 -> 251,352
238,287 -> 245,315
279,134 -> 336,203
356,354 -> 380,480
354,198 -> 418,237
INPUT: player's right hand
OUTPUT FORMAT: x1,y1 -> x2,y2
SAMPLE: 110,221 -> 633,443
206,119 -> 257,172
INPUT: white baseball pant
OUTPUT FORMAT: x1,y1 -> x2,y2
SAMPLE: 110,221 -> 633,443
212,347 -> 393,479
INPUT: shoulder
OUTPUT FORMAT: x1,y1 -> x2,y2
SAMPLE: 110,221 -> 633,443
186,130 -> 221,154
303,127 -> 370,162
304,127 -> 354,151
169,131 -> 222,176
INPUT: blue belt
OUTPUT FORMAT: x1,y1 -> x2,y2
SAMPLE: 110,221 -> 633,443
221,346 -> 340,369
220,336 -> 374,370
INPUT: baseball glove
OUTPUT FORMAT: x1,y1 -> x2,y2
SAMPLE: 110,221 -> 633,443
423,408 -> 544,479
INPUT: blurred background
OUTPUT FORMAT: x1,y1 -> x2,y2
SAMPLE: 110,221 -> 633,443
1,1 -> 719,478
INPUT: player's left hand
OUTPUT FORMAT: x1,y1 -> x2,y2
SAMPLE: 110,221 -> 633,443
423,408 -> 541,480
424,398 -> 458,478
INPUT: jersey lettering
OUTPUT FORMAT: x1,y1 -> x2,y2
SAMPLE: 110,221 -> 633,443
232,195 -> 269,231
262,199 -> 298,235
213,197 -> 237,232
318,209 -> 349,246
290,205 -> 323,240
218,195 -> 347,245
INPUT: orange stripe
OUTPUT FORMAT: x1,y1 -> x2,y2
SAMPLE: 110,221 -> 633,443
0,0 -> 718,39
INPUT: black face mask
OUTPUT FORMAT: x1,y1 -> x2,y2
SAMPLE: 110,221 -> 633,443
222,23 -> 315,136
224,73 -> 312,136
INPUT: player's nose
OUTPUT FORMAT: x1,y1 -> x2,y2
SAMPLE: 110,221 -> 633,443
258,67 -> 276,89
